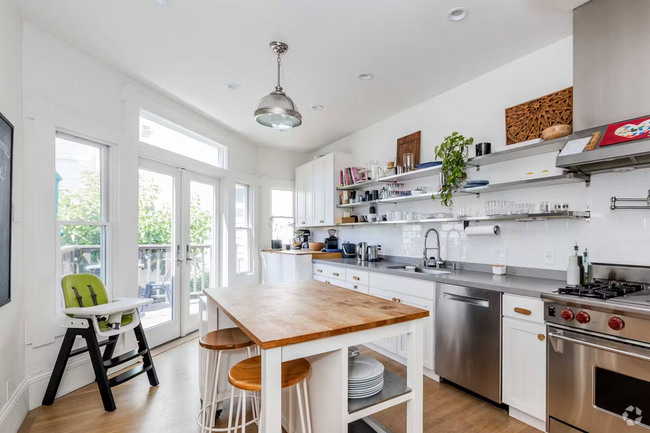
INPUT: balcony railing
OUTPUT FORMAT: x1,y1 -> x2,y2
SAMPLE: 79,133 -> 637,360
61,244 -> 213,298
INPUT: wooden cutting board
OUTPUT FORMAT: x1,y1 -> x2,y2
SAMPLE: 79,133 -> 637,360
396,131 -> 421,167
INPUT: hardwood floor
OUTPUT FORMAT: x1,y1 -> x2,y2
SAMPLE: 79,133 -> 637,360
18,337 -> 540,433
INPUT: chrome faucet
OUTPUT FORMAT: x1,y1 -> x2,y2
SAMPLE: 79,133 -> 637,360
423,228 -> 444,268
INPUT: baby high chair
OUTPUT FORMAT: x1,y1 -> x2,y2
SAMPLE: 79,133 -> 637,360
42,274 -> 159,412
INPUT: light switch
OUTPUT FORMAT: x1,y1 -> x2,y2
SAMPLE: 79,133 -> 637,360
12,205 -> 23,223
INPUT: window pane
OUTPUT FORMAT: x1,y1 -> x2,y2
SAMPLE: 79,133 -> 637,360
139,110 -> 224,169
236,228 -> 250,274
55,137 -> 102,221
190,181 -> 214,315
235,183 -> 249,228
271,189 -> 294,217
272,217 -> 294,245
60,225 -> 105,282
138,169 -> 175,329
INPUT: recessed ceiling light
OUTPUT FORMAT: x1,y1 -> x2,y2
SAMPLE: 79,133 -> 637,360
447,7 -> 469,22
357,73 -> 374,81
225,83 -> 240,90
151,0 -> 172,6
311,104 -> 324,111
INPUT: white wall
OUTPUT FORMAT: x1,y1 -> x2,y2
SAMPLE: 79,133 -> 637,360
15,21 -> 307,417
310,36 -> 650,272
0,1 -> 27,431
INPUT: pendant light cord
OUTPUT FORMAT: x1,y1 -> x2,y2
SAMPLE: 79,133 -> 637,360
276,52 -> 283,92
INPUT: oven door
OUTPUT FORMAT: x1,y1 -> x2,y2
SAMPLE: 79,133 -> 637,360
548,326 -> 650,432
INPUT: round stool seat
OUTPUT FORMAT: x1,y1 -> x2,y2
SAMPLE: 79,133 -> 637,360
199,328 -> 255,351
229,355 -> 310,392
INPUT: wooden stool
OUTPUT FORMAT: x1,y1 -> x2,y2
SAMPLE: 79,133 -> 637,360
198,328 -> 257,433
228,355 -> 312,433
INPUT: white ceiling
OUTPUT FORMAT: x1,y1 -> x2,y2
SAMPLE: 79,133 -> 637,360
16,0 -> 589,151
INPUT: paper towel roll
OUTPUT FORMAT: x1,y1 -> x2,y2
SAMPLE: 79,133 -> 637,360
465,225 -> 500,236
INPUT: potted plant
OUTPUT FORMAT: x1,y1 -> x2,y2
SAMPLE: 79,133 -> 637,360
432,132 -> 474,207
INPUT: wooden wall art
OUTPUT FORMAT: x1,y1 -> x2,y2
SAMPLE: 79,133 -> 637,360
505,87 -> 573,145
396,131 -> 421,167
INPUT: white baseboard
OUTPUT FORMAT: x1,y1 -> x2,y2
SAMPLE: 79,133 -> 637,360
0,378 -> 29,433
363,343 -> 439,382
509,406 -> 547,432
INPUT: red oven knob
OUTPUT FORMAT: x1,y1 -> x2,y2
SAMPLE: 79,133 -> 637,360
608,317 -> 625,331
576,312 -> 591,324
560,309 -> 575,321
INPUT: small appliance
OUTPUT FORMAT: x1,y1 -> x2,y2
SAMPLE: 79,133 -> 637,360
357,242 -> 368,261
294,229 -> 311,250
367,245 -> 382,262
324,229 -> 338,250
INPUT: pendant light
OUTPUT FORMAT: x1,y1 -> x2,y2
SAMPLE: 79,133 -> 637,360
254,41 -> 302,130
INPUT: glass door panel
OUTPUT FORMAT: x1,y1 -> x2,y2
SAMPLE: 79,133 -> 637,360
138,160 -> 181,347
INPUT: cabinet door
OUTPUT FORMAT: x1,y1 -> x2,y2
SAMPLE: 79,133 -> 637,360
312,157 -> 325,226
304,162 -> 313,226
295,165 -> 307,227
368,288 -> 398,355
502,317 -> 547,420
396,295 -> 434,371
321,153 -> 335,226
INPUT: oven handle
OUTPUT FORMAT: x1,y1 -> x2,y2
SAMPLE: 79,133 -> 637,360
549,329 -> 650,362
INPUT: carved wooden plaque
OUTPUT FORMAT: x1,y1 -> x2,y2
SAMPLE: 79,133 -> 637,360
505,87 -> 573,145
396,131 -> 421,167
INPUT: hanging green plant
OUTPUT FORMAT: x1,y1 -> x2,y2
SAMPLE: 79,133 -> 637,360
432,132 -> 474,207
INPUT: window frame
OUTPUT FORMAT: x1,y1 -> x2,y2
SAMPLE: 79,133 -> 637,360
235,182 -> 252,275
55,131 -> 111,300
270,188 -> 295,244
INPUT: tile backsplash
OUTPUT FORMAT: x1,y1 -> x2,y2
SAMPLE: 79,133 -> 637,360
313,166 -> 650,271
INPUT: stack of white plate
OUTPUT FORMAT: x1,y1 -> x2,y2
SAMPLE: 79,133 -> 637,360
348,355 -> 385,399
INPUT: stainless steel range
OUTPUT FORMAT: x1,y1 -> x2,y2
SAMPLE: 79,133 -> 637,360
542,263 -> 650,433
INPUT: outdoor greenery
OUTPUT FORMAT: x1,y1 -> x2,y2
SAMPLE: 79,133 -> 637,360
59,170 -> 213,290
432,132 -> 474,207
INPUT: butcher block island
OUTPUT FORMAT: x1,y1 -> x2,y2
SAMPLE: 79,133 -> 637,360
203,280 -> 428,433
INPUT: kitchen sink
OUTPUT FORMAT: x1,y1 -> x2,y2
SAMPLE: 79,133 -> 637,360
386,265 -> 451,275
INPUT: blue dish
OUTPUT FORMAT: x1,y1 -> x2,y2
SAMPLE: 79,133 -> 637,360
416,161 -> 442,169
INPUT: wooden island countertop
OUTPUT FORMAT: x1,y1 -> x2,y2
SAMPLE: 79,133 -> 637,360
203,280 -> 429,350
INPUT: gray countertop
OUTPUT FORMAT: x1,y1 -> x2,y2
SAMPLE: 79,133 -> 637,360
312,258 -> 562,298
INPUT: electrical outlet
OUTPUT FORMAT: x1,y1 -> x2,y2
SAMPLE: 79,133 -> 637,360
545,252 -> 556,265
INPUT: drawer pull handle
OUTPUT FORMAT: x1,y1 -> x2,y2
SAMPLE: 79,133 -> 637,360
514,307 -> 532,316
391,297 -> 401,303
353,276 -> 360,281
317,269 -> 323,273
538,334 -> 545,341
353,285 -> 358,289
320,220 -> 324,223
325,281 -> 330,284
333,272 -> 339,276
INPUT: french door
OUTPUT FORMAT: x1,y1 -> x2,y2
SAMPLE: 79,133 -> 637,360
138,158 -> 220,347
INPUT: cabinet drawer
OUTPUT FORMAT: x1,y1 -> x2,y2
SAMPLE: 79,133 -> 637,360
368,273 -> 435,300
313,263 -> 346,280
346,269 -> 369,285
313,274 -> 345,288
503,294 -> 544,324
345,281 -> 369,294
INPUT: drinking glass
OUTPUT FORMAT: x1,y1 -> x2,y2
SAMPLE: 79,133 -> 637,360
403,153 -> 415,172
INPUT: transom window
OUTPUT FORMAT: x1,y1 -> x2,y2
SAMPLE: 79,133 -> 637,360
139,109 -> 227,169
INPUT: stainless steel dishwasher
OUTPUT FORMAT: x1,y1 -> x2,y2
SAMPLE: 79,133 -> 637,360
435,283 -> 502,403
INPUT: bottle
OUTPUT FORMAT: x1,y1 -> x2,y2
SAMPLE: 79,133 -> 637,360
567,243 -> 581,286
583,248 -> 590,284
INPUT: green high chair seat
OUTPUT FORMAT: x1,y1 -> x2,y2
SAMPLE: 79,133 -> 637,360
43,274 -> 159,412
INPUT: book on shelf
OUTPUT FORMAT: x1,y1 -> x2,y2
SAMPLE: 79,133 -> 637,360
339,167 -> 366,187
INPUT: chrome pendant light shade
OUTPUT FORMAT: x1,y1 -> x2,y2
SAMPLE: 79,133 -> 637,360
255,42 -> 302,130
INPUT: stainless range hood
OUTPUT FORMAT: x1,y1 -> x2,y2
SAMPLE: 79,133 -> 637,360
556,116 -> 650,175
556,0 -> 650,175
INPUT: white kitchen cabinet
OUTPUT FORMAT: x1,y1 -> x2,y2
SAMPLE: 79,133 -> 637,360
295,152 -> 351,228
295,163 -> 313,227
502,316 -> 547,421
370,286 -> 435,371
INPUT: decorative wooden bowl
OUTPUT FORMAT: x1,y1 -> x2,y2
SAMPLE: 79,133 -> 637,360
541,125 -> 572,141
309,242 -> 325,251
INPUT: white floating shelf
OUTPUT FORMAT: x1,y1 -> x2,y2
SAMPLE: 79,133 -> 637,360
336,165 -> 442,190
337,194 -> 432,208
458,172 -> 589,195
467,136 -> 569,168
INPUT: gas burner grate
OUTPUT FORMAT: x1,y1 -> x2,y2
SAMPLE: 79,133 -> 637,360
558,282 -> 645,299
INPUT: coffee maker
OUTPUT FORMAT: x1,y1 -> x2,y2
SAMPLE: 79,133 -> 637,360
294,229 -> 311,250
324,229 -> 338,250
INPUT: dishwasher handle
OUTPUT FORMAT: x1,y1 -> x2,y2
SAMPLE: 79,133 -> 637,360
443,292 -> 490,308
